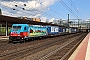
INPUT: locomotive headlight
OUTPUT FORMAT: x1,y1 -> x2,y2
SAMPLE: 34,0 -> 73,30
22,38 -> 24,39
11,32 -> 13,34
18,35 -> 20,36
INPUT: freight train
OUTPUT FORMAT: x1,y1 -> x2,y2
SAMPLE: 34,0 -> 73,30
9,24 -> 78,42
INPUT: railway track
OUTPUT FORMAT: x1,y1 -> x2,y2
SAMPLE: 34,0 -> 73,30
41,33 -> 86,60
0,34 -> 68,54
0,33 -> 75,54
0,33 -> 87,60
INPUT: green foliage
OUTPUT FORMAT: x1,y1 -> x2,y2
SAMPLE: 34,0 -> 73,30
0,27 -> 11,33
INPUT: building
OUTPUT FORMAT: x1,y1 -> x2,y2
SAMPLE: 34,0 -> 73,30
52,19 -> 90,32
52,19 -> 68,26
31,18 -> 41,22
17,17 -> 41,22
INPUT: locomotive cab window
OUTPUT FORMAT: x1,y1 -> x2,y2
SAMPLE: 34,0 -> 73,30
47,28 -> 48,30
24,27 -> 26,30
12,26 -> 21,30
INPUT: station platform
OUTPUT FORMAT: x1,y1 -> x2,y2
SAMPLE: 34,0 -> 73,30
0,36 -> 9,40
69,32 -> 90,60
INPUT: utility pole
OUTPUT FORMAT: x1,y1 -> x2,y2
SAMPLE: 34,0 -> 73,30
78,19 -> 82,28
0,8 -> 2,15
68,14 -> 69,27
68,14 -> 70,33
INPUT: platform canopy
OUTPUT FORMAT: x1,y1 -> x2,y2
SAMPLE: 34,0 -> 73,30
0,15 -> 67,27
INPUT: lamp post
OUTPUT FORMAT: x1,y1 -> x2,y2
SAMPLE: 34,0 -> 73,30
0,8 -> 2,15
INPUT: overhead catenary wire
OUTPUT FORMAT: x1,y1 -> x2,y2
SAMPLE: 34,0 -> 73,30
1,4 -> 33,16
58,0 -> 80,19
0,4 -> 23,17
68,0 -> 84,19
1,0 -> 78,20
2,2 -> 59,22
1,1 -> 38,17
61,0 -> 79,18
15,5 -> 55,19
35,0 -> 64,19
0,1 -> 45,18
11,0 -> 61,19
11,0 -> 59,19
68,0 -> 78,13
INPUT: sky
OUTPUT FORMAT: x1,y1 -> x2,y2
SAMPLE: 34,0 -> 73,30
0,0 -> 90,22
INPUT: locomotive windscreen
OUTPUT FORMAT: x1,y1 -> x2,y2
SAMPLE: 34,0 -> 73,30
12,26 -> 21,30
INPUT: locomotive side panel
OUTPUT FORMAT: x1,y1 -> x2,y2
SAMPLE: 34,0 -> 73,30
28,25 -> 47,37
